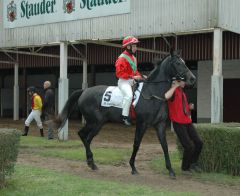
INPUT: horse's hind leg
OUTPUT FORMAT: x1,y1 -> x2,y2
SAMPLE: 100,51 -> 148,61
155,122 -> 176,179
78,125 -> 94,168
129,121 -> 147,175
78,123 -> 103,170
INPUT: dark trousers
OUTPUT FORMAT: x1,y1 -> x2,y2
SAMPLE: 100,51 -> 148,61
173,122 -> 203,170
43,108 -> 54,139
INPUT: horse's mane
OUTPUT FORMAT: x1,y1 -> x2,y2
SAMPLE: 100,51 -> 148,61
147,54 -> 170,80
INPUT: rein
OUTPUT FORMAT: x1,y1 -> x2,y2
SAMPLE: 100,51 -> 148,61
140,93 -> 166,101
135,80 -> 169,102
135,78 -> 170,84
142,80 -> 170,84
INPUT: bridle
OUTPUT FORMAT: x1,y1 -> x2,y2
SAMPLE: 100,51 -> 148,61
135,56 -> 189,101
169,56 -> 190,79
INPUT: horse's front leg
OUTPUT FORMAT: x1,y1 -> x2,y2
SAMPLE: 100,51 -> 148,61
155,122 -> 176,179
129,121 -> 147,175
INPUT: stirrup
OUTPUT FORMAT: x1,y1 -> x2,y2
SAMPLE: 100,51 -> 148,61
122,116 -> 131,126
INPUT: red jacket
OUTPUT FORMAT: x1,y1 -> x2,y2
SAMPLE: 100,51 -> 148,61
115,50 -> 141,79
168,87 -> 192,124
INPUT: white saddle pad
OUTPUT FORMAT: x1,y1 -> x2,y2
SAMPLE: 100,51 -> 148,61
101,83 -> 143,108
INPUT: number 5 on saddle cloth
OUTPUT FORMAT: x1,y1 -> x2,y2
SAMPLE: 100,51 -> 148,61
101,82 -> 144,118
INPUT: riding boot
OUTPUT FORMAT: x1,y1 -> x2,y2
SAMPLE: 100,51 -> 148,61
40,129 -> 44,137
22,126 -> 29,136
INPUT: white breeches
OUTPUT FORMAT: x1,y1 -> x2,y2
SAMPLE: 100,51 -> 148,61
25,109 -> 43,129
118,78 -> 134,116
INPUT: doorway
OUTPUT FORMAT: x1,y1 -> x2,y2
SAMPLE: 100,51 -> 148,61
223,79 -> 240,122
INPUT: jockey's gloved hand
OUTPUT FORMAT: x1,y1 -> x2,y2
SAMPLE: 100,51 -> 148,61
130,75 -> 146,83
134,78 -> 146,83
131,75 -> 141,80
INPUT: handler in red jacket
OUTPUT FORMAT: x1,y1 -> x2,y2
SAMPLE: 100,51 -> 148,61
165,76 -> 203,175
115,36 -> 143,125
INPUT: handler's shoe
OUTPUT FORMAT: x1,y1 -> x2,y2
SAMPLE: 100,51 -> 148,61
122,116 -> 132,126
190,163 -> 202,173
181,169 -> 193,176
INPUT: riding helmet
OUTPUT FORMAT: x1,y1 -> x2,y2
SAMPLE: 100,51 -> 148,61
122,36 -> 139,47
27,86 -> 36,93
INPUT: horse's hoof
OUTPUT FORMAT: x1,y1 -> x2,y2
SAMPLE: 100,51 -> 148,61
87,161 -> 98,170
169,171 -> 176,179
131,170 -> 139,175
91,164 -> 98,170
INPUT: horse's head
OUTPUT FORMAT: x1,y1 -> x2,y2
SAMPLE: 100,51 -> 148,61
148,51 -> 196,86
166,51 -> 196,86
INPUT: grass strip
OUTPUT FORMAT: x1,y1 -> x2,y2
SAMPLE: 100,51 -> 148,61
0,165 -> 197,196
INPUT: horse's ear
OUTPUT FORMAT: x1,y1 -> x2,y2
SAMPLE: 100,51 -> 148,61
170,49 -> 182,57
176,49 -> 182,56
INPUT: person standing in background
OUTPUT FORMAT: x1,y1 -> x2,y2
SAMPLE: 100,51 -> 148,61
42,81 -> 55,140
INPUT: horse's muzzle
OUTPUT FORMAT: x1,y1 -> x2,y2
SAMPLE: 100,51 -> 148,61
186,72 -> 196,86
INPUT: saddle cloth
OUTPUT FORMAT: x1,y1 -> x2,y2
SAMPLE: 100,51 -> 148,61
101,83 -> 143,108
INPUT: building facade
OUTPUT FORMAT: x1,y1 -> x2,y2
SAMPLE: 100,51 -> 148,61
1,0 -> 240,126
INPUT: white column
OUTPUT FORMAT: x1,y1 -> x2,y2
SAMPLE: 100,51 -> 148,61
13,63 -> 19,120
82,59 -> 88,89
81,44 -> 88,125
211,28 -> 223,123
82,44 -> 88,89
58,42 -> 69,140
81,59 -> 88,125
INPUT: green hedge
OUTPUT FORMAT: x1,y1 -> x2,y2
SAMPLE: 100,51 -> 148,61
0,129 -> 21,188
177,123 -> 240,176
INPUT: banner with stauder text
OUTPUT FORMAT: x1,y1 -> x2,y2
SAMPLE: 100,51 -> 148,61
3,0 -> 130,29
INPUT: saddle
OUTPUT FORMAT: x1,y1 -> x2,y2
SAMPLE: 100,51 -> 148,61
101,82 -> 143,119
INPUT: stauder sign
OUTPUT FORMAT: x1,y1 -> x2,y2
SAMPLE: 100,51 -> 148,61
20,0 -> 56,19
80,0 -> 126,10
3,0 -> 130,28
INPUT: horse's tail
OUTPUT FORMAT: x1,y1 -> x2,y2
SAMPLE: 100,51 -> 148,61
50,89 -> 84,130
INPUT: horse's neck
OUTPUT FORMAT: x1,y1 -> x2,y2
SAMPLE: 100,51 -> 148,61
144,80 -> 170,96
143,60 -> 171,95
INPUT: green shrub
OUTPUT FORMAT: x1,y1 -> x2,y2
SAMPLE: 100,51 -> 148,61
177,123 -> 240,176
0,129 -> 21,188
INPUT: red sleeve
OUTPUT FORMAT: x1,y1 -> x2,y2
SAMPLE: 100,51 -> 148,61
135,70 -> 141,77
115,58 -> 130,79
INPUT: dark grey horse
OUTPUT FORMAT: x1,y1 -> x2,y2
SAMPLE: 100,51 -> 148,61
51,52 -> 196,178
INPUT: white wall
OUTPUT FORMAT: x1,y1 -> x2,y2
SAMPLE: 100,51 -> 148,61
218,0 -> 240,34
197,59 -> 240,122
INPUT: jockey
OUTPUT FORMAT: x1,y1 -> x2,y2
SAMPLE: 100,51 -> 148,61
115,36 -> 143,125
22,86 -> 44,137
